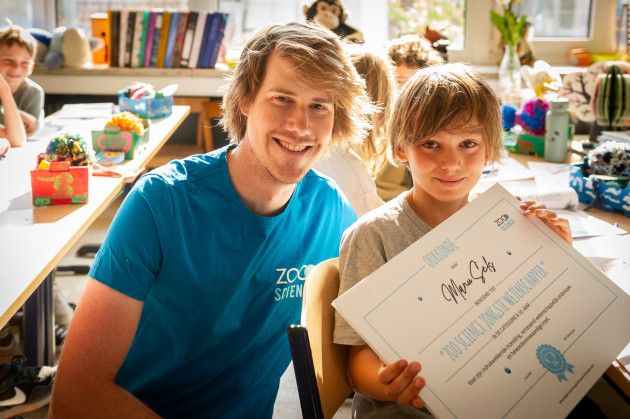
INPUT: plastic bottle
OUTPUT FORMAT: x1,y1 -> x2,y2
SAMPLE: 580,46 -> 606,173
544,98 -> 570,163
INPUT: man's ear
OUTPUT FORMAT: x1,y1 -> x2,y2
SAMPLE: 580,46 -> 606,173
239,99 -> 249,117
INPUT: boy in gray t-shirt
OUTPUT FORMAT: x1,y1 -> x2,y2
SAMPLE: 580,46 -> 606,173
334,63 -> 573,418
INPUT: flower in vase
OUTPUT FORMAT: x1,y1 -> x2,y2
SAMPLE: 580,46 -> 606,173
490,0 -> 528,47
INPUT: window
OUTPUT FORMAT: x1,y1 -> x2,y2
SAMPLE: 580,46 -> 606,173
4,0 -> 618,66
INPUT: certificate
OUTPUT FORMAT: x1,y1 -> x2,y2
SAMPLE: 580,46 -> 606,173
333,184 -> 630,418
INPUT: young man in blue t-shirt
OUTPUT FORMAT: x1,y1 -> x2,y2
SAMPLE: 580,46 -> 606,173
50,22 -> 374,418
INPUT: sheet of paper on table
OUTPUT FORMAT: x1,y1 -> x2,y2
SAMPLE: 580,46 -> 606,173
333,184 -> 630,419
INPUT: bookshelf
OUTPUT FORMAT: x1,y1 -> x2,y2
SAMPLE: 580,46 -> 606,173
31,64 -> 229,97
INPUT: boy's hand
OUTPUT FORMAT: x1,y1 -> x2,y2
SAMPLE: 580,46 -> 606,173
20,111 -> 38,134
520,201 -> 572,245
377,359 -> 426,409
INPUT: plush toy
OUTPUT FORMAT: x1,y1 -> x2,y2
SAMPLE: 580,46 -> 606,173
28,26 -> 103,69
520,60 -> 562,99
303,0 -> 364,43
516,98 -> 549,136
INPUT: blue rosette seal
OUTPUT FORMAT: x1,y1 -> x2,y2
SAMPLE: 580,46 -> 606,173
536,344 -> 575,382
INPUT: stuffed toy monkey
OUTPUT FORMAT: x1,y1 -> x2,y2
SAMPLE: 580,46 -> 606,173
303,0 -> 364,43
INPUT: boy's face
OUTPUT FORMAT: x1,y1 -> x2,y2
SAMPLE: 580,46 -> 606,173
239,51 -> 335,185
0,43 -> 34,93
398,119 -> 487,208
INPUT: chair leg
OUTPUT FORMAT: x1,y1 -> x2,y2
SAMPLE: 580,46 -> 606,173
288,325 -> 325,419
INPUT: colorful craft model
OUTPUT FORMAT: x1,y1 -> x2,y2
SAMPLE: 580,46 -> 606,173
44,133 -> 91,166
106,111 -> 145,135
559,61 -> 630,123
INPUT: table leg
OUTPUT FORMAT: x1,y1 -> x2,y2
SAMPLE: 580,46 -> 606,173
24,272 -> 56,366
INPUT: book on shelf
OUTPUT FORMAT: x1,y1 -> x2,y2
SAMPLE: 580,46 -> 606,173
117,9 -> 129,67
131,10 -> 149,68
155,10 -> 173,68
148,10 -> 164,67
206,13 -> 228,69
123,10 -> 136,67
142,10 -> 158,68
187,11 -> 207,69
178,11 -> 199,68
107,10 -> 120,67
170,11 -> 189,68
163,11 -> 180,68
198,12 -> 222,69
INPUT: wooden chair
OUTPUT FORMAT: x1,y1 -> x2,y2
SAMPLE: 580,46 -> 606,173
201,100 -> 223,152
288,258 -> 353,419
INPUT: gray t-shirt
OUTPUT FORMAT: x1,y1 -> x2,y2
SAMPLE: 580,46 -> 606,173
0,78 -> 44,125
333,192 -> 434,418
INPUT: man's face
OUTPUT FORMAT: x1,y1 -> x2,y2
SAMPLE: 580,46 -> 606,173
239,51 -> 335,185
0,44 -> 34,93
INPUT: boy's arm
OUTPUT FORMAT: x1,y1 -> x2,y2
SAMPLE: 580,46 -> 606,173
0,76 -> 26,147
348,345 -> 425,409
520,201 -> 572,245
49,278 -> 160,418
19,110 -> 38,134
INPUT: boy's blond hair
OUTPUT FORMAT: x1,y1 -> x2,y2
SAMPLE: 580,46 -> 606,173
0,24 -> 37,60
220,22 -> 374,150
388,62 -> 505,166
346,43 -> 396,175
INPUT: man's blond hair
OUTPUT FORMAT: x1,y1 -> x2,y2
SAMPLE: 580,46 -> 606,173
220,22 -> 374,150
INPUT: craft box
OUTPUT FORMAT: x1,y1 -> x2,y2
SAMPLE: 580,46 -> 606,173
504,132 -> 545,157
118,92 -> 173,119
30,160 -> 89,206
91,121 -> 150,160
569,163 -> 630,216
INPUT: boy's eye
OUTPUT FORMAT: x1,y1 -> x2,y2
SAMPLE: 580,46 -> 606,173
422,141 -> 439,149
311,103 -> 327,111
461,140 -> 478,148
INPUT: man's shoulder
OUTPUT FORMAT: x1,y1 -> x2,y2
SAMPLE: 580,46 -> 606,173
139,148 -> 226,190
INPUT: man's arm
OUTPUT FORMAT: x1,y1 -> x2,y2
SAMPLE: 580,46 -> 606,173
49,278 -> 161,418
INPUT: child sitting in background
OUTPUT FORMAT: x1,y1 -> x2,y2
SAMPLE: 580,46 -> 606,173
373,34 -> 445,202
333,63 -> 572,417
315,43 -> 396,216
0,22 -> 44,144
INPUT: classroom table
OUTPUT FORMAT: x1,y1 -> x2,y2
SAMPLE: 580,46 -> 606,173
507,146 -> 630,400
0,105 -> 190,366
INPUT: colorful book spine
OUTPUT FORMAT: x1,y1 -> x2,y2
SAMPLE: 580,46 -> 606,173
155,10 -> 172,68
162,11 -> 179,68
123,10 -> 136,67
149,11 -> 164,67
142,11 -> 157,67
130,10 -> 146,67
199,12 -> 221,69
187,11 -> 207,69
171,11 -> 189,68
178,11 -> 198,68
207,13 -> 228,68
118,9 -> 129,67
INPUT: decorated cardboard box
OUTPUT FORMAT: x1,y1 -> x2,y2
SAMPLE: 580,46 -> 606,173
569,163 -> 630,216
91,120 -> 150,160
504,132 -> 545,157
30,160 -> 89,206
118,92 -> 173,119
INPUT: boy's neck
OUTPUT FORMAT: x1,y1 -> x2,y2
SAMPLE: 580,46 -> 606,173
406,189 -> 469,228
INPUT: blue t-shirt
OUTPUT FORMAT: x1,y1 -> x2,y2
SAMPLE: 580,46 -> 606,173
89,145 -> 357,418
